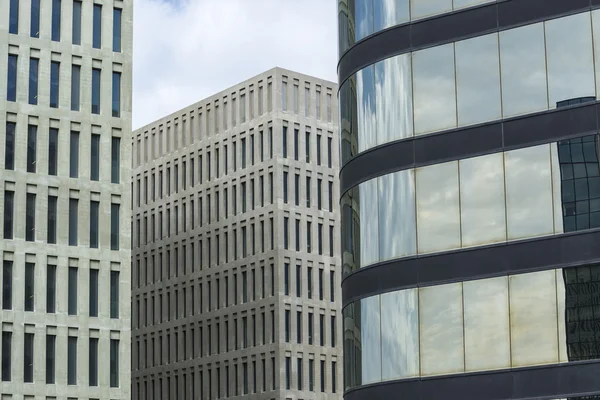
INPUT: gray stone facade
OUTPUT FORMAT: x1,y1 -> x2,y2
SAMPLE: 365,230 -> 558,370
131,67 -> 342,399
0,0 -> 133,399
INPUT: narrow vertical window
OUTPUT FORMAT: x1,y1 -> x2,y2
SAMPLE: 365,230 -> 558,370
68,198 -> 78,245
3,191 -> 14,239
90,200 -> 99,248
52,0 -> 61,41
320,360 -> 325,392
285,356 -> 291,389
293,84 -> 299,113
70,131 -> 79,177
92,68 -> 101,114
46,334 -> 56,383
110,270 -> 119,318
112,71 -> 121,117
67,336 -> 77,385
305,87 -> 310,116
91,134 -> 100,180
93,4 -> 102,49
327,137 -> 332,168
327,93 -> 332,122
113,8 -> 122,52
71,64 -> 81,110
24,332 -> 34,382
89,269 -> 99,316
110,339 -> 119,387
29,58 -> 39,105
331,315 -> 336,346
284,217 -> 289,249
72,1 -> 82,44
1,332 -> 11,381
48,128 -> 59,175
26,125 -> 37,173
46,264 -> 56,313
111,203 -> 120,250
316,90 -> 321,119
285,310 -> 290,342
2,261 -> 12,310
111,137 -> 120,183
284,263 -> 289,295
50,61 -> 60,108
24,263 -> 34,311
68,267 -> 77,314
7,55 -> 17,102
47,196 -> 57,244
30,0 -> 40,37
4,122 -> 15,170
282,126 -> 287,158
294,129 -> 299,160
283,171 -> 288,203
317,134 -> 322,165
9,0 -> 19,34
89,338 -> 98,386
282,82 -> 287,111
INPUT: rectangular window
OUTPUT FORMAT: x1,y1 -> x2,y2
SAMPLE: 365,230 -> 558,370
328,137 -> 333,168
112,71 -> 121,117
317,134 -> 322,165
294,129 -> 299,160
111,137 -> 120,183
307,221 -> 312,253
46,334 -> 55,383
285,356 -> 291,389
294,174 -> 300,206
318,179 -> 322,209
50,61 -> 60,107
71,64 -> 81,110
328,182 -> 333,212
67,336 -> 77,385
282,81 -> 287,111
284,217 -> 289,249
316,90 -> 321,119
72,1 -> 82,44
2,261 -> 11,310
23,332 -> 34,382
320,360 -> 325,392
320,314 -> 325,346
4,122 -> 15,170
89,268 -> 98,317
46,264 -> 56,313
31,0 -> 40,37
309,359 -> 314,391
89,338 -> 98,386
9,0 -> 18,34
48,128 -> 59,175
308,266 -> 313,298
68,267 -> 77,315
318,223 -> 323,255
306,177 -> 311,207
92,68 -> 101,114
285,310 -> 290,342
69,198 -> 78,245
111,203 -> 120,250
293,84 -> 299,113
113,8 -> 122,52
331,315 -> 336,346
1,332 -> 11,381
47,196 -> 57,244
52,0 -> 61,41
297,311 -> 302,343
332,361 -> 337,393
70,131 -> 79,177
284,263 -> 289,295
93,4 -> 102,48
29,57 -> 39,105
3,190 -> 14,239
298,358 -> 303,390
283,171 -> 288,203
111,271 -> 119,318
25,193 -> 36,242
7,55 -> 17,102
327,93 -> 332,122
24,262 -> 34,311
241,137 -> 247,168
305,87 -> 310,116
282,126 -> 287,158
91,134 -> 100,180
26,125 -> 37,173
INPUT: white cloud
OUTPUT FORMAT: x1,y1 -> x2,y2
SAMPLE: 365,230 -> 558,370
132,0 -> 338,129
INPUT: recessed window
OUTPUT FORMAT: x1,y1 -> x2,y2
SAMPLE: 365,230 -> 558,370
46,334 -> 55,383
90,200 -> 99,248
50,61 -> 60,108
91,134 -> 100,180
29,58 -> 39,105
110,270 -> 119,318
70,131 -> 79,177
3,190 -> 14,239
111,203 -> 120,250
6,55 -> 17,102
27,125 -> 37,173
68,198 -> 78,245
113,8 -> 122,52
52,0 -> 61,41
67,336 -> 77,385
24,332 -> 34,382
112,71 -> 121,117
47,196 -> 57,244
1,332 -> 11,381
30,0 -> 40,38
92,68 -> 101,114
26,194 -> 36,242
2,261 -> 12,310
111,137 -> 121,183
110,339 -> 119,387
93,4 -> 102,49
72,1 -> 82,44
5,122 -> 15,170
9,0 -> 18,34
68,267 -> 77,315
71,64 -> 81,111
46,265 -> 56,313
89,337 -> 98,386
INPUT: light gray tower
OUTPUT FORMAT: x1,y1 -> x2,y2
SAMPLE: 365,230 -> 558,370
131,67 -> 342,399
0,0 -> 133,398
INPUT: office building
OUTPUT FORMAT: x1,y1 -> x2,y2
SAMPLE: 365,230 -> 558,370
131,68 -> 342,399
0,1 -> 133,399
338,1 -> 600,400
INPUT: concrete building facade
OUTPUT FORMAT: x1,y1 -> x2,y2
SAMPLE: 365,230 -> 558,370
131,67 -> 342,399
0,0 -> 133,399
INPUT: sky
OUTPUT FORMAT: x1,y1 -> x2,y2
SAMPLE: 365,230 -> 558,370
132,0 -> 338,129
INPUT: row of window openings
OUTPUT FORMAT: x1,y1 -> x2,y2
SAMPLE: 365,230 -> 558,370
5,123 -> 121,182
282,127 -> 334,167
284,265 -> 336,302
283,218 -> 336,257
284,310 -> 337,348
3,191 -> 120,249
7,56 -> 122,117
283,173 -> 335,211
134,357 -> 335,398
1,331 -> 120,387
281,81 -> 334,124
2,261 -> 120,318
9,0 -> 122,52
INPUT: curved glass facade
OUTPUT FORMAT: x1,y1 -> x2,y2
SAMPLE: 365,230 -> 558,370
340,11 -> 600,165
338,0 -> 495,55
343,263 -> 600,389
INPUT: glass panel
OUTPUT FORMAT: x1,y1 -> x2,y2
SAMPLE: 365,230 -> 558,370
500,22 -> 548,117
550,144 -> 564,234
380,289 -> 419,380
375,53 -> 413,145
354,0 -> 373,41
113,8 -> 122,52
463,277 -> 510,371
416,161 -> 460,253
359,178 -> 379,266
453,0 -> 494,9
52,0 -> 61,41
455,33 -> 501,126
373,0 -> 409,32
72,1 -> 82,45
112,72 -> 121,117
93,4 -> 102,49
411,0 -> 452,21
505,144 -> 554,239
356,65 -> 377,152
413,43 -> 456,135
92,68 -> 101,114
545,13 -> 595,107
509,270 -> 559,366
459,153 -> 506,246
378,170 -> 416,260
419,282 -> 464,375
50,61 -> 60,108
360,295 -> 381,384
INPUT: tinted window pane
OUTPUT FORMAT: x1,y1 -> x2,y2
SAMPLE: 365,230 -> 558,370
113,8 -> 122,52
92,68 -> 101,114
7,55 -> 17,102
90,200 -> 99,248
110,339 -> 119,387
5,122 -> 15,170
356,64 -> 377,152
111,203 -> 120,250
72,1 -> 82,44
360,295 -> 381,384
71,65 -> 80,110
52,0 -> 61,41
29,58 -> 39,105
359,178 -> 379,266
68,267 -> 77,315
111,137 -> 120,183
411,0 -> 452,21
1,332 -> 10,381
89,269 -> 98,317
47,196 -> 57,244
110,271 -> 119,318
27,125 -> 37,173
25,193 -> 36,242
3,191 -> 14,239
50,61 -> 60,108
46,265 -> 56,313
9,0 -> 18,34
69,198 -> 78,245
30,0 -> 40,37
2,261 -> 12,310
70,131 -> 79,177
67,336 -> 77,385
112,72 -> 121,117
93,4 -> 102,49
89,338 -> 98,386
24,333 -> 33,382
373,0 -> 409,32
91,134 -> 100,180
46,334 -> 55,383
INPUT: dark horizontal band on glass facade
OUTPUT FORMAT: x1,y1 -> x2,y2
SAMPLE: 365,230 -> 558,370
342,229 -> 600,307
339,0 -> 600,86
340,102 -> 599,195
344,360 -> 600,400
